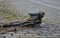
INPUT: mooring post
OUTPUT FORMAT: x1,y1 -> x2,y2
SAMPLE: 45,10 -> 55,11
4,36 -> 6,38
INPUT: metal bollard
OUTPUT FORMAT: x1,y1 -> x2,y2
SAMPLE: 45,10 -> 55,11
19,36 -> 21,38
14,28 -> 17,33
4,36 -> 6,38
11,33 -> 13,36
46,35 -> 48,38
24,33 -> 26,36
32,35 -> 34,38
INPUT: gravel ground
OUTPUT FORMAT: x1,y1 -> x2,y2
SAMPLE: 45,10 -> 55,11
0,23 -> 60,38
0,0 -> 60,38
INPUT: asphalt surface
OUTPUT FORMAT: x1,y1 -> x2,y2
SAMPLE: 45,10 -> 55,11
32,0 -> 60,8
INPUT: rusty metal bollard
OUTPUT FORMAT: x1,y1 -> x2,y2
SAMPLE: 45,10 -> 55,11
19,36 -> 21,38
14,28 -> 17,33
4,36 -> 6,38
11,33 -> 13,36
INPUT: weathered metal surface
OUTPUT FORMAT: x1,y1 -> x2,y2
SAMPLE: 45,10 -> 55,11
0,11 -> 45,28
